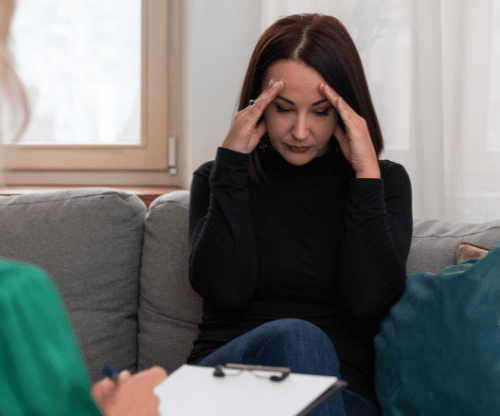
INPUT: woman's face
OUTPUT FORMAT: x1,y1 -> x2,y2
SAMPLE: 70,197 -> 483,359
262,59 -> 339,166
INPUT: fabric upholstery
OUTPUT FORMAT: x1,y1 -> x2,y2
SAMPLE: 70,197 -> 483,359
0,188 -> 146,383
406,219 -> 500,273
138,190 -> 202,374
4,185 -> 500,408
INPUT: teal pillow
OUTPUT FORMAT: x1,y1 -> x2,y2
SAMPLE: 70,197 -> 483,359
375,241 -> 500,416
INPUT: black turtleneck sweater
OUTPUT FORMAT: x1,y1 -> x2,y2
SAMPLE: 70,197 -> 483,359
186,143 -> 413,404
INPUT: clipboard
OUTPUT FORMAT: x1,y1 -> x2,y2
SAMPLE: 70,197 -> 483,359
153,363 -> 348,416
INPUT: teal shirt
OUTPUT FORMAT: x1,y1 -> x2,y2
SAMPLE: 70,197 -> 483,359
0,258 -> 102,416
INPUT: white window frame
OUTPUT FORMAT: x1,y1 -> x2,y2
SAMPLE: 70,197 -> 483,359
5,0 -> 168,173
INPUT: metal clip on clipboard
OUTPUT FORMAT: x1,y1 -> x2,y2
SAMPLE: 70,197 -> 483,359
213,363 -> 291,382
154,363 -> 348,415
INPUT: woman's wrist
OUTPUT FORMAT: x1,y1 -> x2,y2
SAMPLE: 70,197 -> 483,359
354,164 -> 381,179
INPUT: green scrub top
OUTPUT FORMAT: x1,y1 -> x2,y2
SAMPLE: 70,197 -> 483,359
0,258 -> 102,415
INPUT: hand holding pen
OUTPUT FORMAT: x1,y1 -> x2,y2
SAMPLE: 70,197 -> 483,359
92,365 -> 167,416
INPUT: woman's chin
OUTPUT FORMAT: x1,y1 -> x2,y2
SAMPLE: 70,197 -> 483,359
280,150 -> 315,166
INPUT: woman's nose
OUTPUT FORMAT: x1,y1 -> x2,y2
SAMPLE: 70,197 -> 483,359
291,113 -> 309,140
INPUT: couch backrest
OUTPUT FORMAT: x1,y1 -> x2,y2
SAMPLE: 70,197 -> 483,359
407,219 -> 500,274
0,188 -> 146,383
139,191 -> 500,375
3,187 -> 500,380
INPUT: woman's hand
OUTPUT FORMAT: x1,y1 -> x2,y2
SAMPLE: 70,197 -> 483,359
221,80 -> 285,154
319,83 -> 381,179
91,366 -> 167,416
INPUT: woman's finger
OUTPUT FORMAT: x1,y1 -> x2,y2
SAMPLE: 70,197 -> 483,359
248,120 -> 267,150
91,378 -> 118,411
222,80 -> 284,154
118,370 -> 132,383
319,83 -> 379,177
318,83 -> 354,126
93,367 -> 167,416
246,79 -> 284,123
320,82 -> 372,138
333,123 -> 347,145
318,84 -> 350,150
319,82 -> 339,104
139,366 -> 168,385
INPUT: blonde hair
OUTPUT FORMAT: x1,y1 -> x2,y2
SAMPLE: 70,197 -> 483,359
1,0 -> 30,185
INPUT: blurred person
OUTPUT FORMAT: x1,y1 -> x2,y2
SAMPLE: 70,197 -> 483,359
0,1 -> 166,414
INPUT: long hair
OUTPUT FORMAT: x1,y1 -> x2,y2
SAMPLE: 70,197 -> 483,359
239,14 -> 383,184
0,0 -> 30,144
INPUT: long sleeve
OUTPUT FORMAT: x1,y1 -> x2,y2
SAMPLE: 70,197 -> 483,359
189,147 -> 258,309
337,161 -> 413,319
187,150 -> 410,404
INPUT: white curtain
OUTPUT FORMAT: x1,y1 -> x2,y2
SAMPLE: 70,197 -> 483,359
262,0 -> 500,223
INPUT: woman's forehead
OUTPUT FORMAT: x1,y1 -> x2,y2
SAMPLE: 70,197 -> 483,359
263,60 -> 327,104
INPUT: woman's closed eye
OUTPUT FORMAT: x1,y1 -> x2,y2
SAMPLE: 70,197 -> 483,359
315,107 -> 332,116
275,104 -> 332,116
276,104 -> 292,113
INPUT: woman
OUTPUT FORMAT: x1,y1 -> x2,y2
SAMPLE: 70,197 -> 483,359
187,13 -> 412,415
1,1 -> 166,414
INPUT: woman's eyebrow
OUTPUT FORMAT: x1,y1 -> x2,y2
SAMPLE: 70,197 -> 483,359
276,96 -> 328,106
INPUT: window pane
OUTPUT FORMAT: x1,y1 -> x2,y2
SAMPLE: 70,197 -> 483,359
11,0 -> 141,145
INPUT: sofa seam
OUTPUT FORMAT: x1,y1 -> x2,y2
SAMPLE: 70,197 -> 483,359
412,227 -> 500,239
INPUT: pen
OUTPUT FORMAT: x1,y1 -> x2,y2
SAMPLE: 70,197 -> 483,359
102,364 -> 120,384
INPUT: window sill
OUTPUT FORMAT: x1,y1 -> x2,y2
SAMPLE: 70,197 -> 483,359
0,185 -> 184,209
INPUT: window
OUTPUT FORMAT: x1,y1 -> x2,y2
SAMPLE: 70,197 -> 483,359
6,0 -> 169,174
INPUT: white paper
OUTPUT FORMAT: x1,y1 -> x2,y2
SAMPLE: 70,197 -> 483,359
154,364 -> 339,416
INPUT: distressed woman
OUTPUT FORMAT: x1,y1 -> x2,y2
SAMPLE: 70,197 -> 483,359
187,13 -> 413,416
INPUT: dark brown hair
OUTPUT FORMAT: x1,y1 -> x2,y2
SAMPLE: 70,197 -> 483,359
239,14 -> 383,184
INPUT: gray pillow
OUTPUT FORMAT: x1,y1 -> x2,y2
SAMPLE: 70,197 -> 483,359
138,190 -> 202,374
0,188 -> 146,383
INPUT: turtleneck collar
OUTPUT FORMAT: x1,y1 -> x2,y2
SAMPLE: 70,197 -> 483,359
260,139 -> 337,174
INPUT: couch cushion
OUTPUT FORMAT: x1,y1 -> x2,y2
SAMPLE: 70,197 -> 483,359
0,188 -> 146,383
407,219 -> 500,273
455,241 -> 490,264
375,240 -> 500,415
138,190 -> 202,374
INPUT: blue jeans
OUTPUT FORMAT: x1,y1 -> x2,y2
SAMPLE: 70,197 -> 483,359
196,318 -> 380,416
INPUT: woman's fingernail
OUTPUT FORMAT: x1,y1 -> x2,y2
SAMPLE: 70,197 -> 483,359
119,370 -> 130,377
268,79 -> 274,86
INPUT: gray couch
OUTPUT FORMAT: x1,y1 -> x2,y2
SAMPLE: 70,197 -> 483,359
1,188 -> 500,384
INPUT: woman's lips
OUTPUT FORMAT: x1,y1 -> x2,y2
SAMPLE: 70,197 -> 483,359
287,144 -> 310,153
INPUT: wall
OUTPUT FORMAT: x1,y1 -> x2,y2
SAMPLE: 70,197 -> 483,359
178,0 -> 262,190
